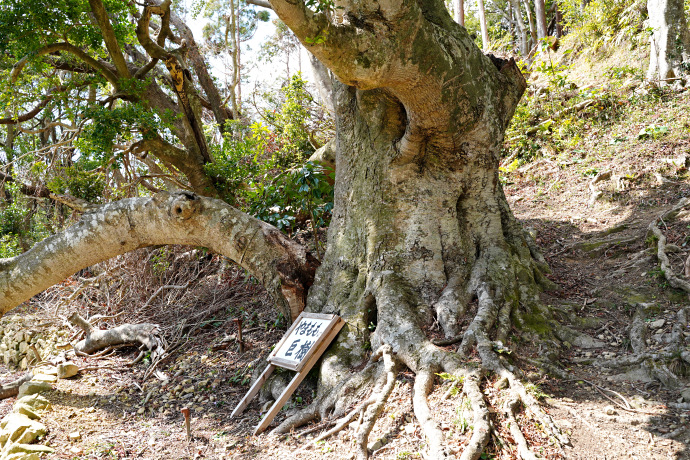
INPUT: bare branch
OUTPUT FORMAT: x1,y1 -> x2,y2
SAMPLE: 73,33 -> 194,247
0,192 -> 318,321
246,0 -> 272,9
12,43 -> 119,87
0,95 -> 53,125
88,0 -> 132,78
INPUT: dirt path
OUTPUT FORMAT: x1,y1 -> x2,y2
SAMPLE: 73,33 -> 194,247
2,89 -> 690,460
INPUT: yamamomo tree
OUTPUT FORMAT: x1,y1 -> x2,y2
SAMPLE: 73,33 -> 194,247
0,0 -> 570,457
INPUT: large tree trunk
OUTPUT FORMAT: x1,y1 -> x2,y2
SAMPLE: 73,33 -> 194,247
647,0 -> 690,82
307,74 -> 552,375
266,0 -> 565,455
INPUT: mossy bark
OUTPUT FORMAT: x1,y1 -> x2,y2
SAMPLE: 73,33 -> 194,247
264,2 -> 563,452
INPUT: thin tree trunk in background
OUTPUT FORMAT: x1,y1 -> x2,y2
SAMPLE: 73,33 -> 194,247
510,0 -> 529,56
523,0 -> 537,47
647,0 -> 690,81
555,5 -> 563,37
227,0 -> 239,118
236,0 -> 242,113
477,0 -> 489,50
454,0 -> 465,26
534,0 -> 548,40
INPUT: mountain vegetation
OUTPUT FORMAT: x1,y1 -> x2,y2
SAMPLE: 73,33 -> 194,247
0,0 -> 689,458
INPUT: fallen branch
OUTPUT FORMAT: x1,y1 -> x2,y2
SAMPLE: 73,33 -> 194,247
68,311 -> 166,361
0,374 -> 32,400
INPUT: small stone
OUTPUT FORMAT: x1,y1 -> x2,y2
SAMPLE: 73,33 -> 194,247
70,445 -> 83,455
137,408 -> 145,415
369,439 -> 384,451
68,431 -> 82,442
57,362 -> 79,379
404,424 -> 415,434
604,406 -> 616,415
650,319 -> 665,329
680,387 -> 690,403
31,374 -> 57,384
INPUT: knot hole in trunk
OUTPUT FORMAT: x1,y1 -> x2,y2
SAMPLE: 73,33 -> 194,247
170,192 -> 200,220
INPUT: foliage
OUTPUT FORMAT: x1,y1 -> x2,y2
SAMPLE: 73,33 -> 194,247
0,184 -> 53,256
247,161 -> 334,238
201,0 -> 270,53
46,162 -> 106,203
76,103 -> 171,165
559,0 -> 648,50
274,74 -> 316,166
204,120 -> 277,205
0,0 -> 136,57
258,20 -> 303,78
637,124 -> 669,140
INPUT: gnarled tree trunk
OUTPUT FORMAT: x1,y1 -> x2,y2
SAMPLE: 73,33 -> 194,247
265,0 -> 564,456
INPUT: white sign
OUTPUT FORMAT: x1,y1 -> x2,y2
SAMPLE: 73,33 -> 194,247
272,316 -> 332,365
231,312 -> 344,434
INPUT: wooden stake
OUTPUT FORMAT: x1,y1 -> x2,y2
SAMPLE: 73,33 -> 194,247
181,407 -> 191,440
233,317 -> 244,353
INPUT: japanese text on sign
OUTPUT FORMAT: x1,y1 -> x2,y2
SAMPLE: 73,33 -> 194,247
273,317 -> 331,364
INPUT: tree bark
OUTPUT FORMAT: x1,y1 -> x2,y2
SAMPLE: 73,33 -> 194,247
647,0 -> 690,81
0,192 -> 318,321
265,1 -> 560,454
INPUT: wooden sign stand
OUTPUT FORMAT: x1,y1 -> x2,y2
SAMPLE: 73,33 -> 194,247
231,312 -> 344,435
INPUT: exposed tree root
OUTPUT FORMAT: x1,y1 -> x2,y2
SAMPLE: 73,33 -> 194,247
580,197 -> 690,390
255,181 -> 570,458
595,304 -> 690,390
503,393 -> 537,460
67,312 -> 167,364
354,345 -> 397,459
268,276 -> 570,459
648,197 -> 690,296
